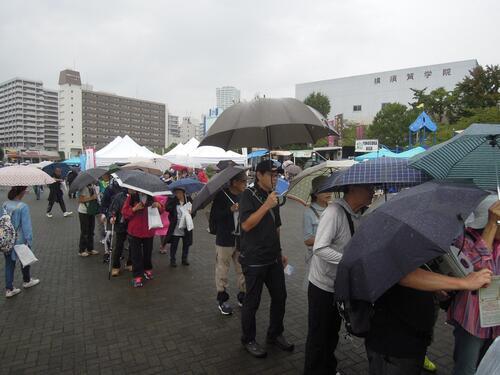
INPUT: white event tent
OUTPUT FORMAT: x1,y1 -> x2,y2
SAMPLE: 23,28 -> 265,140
163,138 -> 246,167
95,135 -> 168,168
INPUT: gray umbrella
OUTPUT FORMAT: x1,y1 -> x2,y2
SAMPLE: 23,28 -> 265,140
199,98 -> 337,149
192,166 -> 248,213
69,168 -> 108,194
334,180 -> 488,303
112,170 -> 171,196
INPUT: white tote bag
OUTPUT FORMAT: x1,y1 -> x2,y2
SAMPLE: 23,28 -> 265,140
147,207 -> 163,230
14,244 -> 38,267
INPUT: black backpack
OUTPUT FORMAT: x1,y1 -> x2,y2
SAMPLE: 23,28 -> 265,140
336,205 -> 374,338
208,204 -> 217,235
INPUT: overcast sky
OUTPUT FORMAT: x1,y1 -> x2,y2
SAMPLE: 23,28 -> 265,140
1,0 -> 499,117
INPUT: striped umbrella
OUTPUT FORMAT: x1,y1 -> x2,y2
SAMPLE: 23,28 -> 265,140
409,123 -> 500,192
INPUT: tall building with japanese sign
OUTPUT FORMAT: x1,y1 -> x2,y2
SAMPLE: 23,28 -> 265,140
295,59 -> 478,125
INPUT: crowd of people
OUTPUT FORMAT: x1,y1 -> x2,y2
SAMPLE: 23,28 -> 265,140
2,159 -> 499,375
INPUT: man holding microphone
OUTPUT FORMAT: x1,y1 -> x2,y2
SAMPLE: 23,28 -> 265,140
239,160 -> 294,358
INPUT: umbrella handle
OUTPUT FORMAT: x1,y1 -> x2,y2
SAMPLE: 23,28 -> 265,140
279,196 -> 287,207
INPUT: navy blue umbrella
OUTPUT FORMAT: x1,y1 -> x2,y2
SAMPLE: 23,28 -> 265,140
334,180 -> 488,303
169,178 -> 205,194
42,162 -> 71,178
318,157 -> 430,192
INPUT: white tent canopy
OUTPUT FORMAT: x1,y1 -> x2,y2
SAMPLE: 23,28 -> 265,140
162,137 -> 246,167
95,135 -> 167,167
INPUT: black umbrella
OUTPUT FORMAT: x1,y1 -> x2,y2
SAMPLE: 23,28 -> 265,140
69,168 -> 108,194
113,170 -> 171,196
334,180 -> 488,304
199,97 -> 337,149
192,165 -> 247,214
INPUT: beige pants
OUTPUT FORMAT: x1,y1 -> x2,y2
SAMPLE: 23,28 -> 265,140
215,245 -> 246,293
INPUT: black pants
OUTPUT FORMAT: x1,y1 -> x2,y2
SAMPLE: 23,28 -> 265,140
79,213 -> 95,253
47,196 -> 67,213
169,235 -> 190,263
304,282 -> 342,375
240,261 -> 287,344
366,346 -> 424,375
129,236 -> 153,278
112,231 -> 130,268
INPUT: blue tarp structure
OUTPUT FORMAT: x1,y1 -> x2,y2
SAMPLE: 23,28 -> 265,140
354,148 -> 398,161
247,149 -> 268,159
395,146 -> 426,158
63,157 -> 81,165
409,111 -> 437,132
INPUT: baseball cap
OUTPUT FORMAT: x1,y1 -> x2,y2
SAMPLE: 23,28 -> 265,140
311,175 -> 329,195
465,194 -> 498,229
255,160 -> 283,174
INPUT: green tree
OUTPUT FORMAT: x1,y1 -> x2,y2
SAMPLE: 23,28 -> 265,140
367,103 -> 419,148
164,142 -> 178,153
410,87 -> 454,123
453,65 -> 500,116
0,147 -> 4,161
304,92 -> 331,118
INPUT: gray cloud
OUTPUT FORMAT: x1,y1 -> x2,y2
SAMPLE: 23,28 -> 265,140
1,0 -> 499,117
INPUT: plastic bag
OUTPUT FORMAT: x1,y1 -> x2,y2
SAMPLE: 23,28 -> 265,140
14,244 -> 38,267
147,207 -> 163,230
476,337 -> 500,375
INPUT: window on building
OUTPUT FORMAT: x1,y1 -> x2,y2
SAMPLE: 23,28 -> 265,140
390,75 -> 397,83
353,105 -> 362,112
374,77 -> 381,85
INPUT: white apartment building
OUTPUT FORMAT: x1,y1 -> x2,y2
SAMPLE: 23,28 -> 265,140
58,69 -> 167,157
0,78 -> 58,150
168,114 -> 181,145
179,116 -> 203,143
295,59 -> 479,125
216,86 -> 240,111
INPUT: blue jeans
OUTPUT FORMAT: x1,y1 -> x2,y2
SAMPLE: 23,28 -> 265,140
452,324 -> 489,375
4,252 -> 31,290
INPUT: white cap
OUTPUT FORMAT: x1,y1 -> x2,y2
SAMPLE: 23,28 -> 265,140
465,194 -> 499,229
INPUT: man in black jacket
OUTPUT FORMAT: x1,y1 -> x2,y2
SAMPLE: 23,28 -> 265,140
239,160 -> 294,358
210,171 -> 248,315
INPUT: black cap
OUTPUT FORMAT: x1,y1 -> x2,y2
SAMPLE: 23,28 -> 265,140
255,160 -> 283,174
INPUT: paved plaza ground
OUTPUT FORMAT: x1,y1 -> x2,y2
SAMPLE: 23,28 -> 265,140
0,190 -> 456,374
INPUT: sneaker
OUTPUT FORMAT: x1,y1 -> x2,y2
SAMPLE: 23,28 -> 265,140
181,260 -> 190,266
5,288 -> 21,298
46,213 -> 53,218
103,254 -> 110,263
89,250 -> 99,255
170,261 -> 177,267
237,292 -> 245,307
63,211 -> 73,217
218,301 -> 233,315
132,277 -> 143,288
125,264 -> 133,272
266,334 -> 294,352
159,247 -> 168,254
243,341 -> 267,358
111,268 -> 120,277
423,356 -> 437,372
79,251 -> 89,257
22,278 -> 40,289
144,270 -> 154,280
